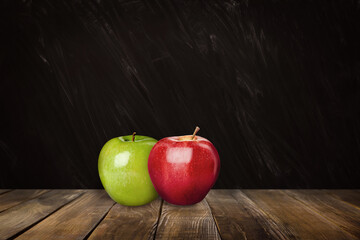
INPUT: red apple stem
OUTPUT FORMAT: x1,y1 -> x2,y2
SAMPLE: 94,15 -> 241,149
132,132 -> 136,142
191,126 -> 200,140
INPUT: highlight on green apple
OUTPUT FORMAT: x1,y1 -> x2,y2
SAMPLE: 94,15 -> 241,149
98,132 -> 158,206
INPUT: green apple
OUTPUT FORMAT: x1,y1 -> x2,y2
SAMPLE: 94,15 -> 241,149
98,133 -> 158,206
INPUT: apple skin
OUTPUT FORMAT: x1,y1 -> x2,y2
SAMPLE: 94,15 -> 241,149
148,135 -> 220,205
98,135 -> 158,206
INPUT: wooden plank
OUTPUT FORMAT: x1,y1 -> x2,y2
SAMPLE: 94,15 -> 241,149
155,199 -> 221,240
16,190 -> 115,240
284,190 -> 360,238
231,190 -> 289,240
240,190 -> 357,240
206,190 -> 273,240
0,189 -> 48,212
325,190 -> 360,209
0,189 -> 12,195
88,198 -> 162,240
0,190 -> 83,239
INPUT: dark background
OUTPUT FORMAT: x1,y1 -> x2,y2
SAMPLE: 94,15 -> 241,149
1,0 -> 359,189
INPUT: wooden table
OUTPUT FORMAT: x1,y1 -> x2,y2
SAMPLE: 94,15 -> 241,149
0,189 -> 359,239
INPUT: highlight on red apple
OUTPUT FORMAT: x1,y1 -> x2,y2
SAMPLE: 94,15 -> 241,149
148,126 -> 220,205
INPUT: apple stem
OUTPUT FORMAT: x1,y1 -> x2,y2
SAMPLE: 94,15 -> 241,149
191,126 -> 200,140
132,132 -> 136,142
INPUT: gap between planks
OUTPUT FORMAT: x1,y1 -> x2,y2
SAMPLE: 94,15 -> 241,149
206,190 -> 277,240
0,189 -> 13,195
2,189 -> 359,240
84,201 -> 117,240
0,189 -> 49,213
152,199 -> 164,240
87,197 -> 163,240
8,191 -> 85,240
14,190 -> 114,240
204,198 -> 223,240
155,198 -> 221,239
0,190 -> 85,239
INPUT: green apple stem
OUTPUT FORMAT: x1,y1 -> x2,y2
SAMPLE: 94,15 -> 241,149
132,132 -> 136,142
191,126 -> 200,140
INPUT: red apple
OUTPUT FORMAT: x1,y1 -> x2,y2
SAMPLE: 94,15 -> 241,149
148,127 -> 220,205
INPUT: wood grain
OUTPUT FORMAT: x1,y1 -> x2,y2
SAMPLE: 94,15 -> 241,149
231,190 -> 289,240
325,190 -> 360,209
0,190 -> 83,239
0,189 -> 12,195
206,190 -> 273,240
241,190 -> 357,240
88,198 -> 162,240
155,199 -> 221,240
16,190 -> 114,240
0,189 -> 48,212
284,190 -> 360,238
0,189 -> 359,239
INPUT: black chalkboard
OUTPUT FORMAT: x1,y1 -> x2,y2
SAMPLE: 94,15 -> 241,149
1,0 -> 359,188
